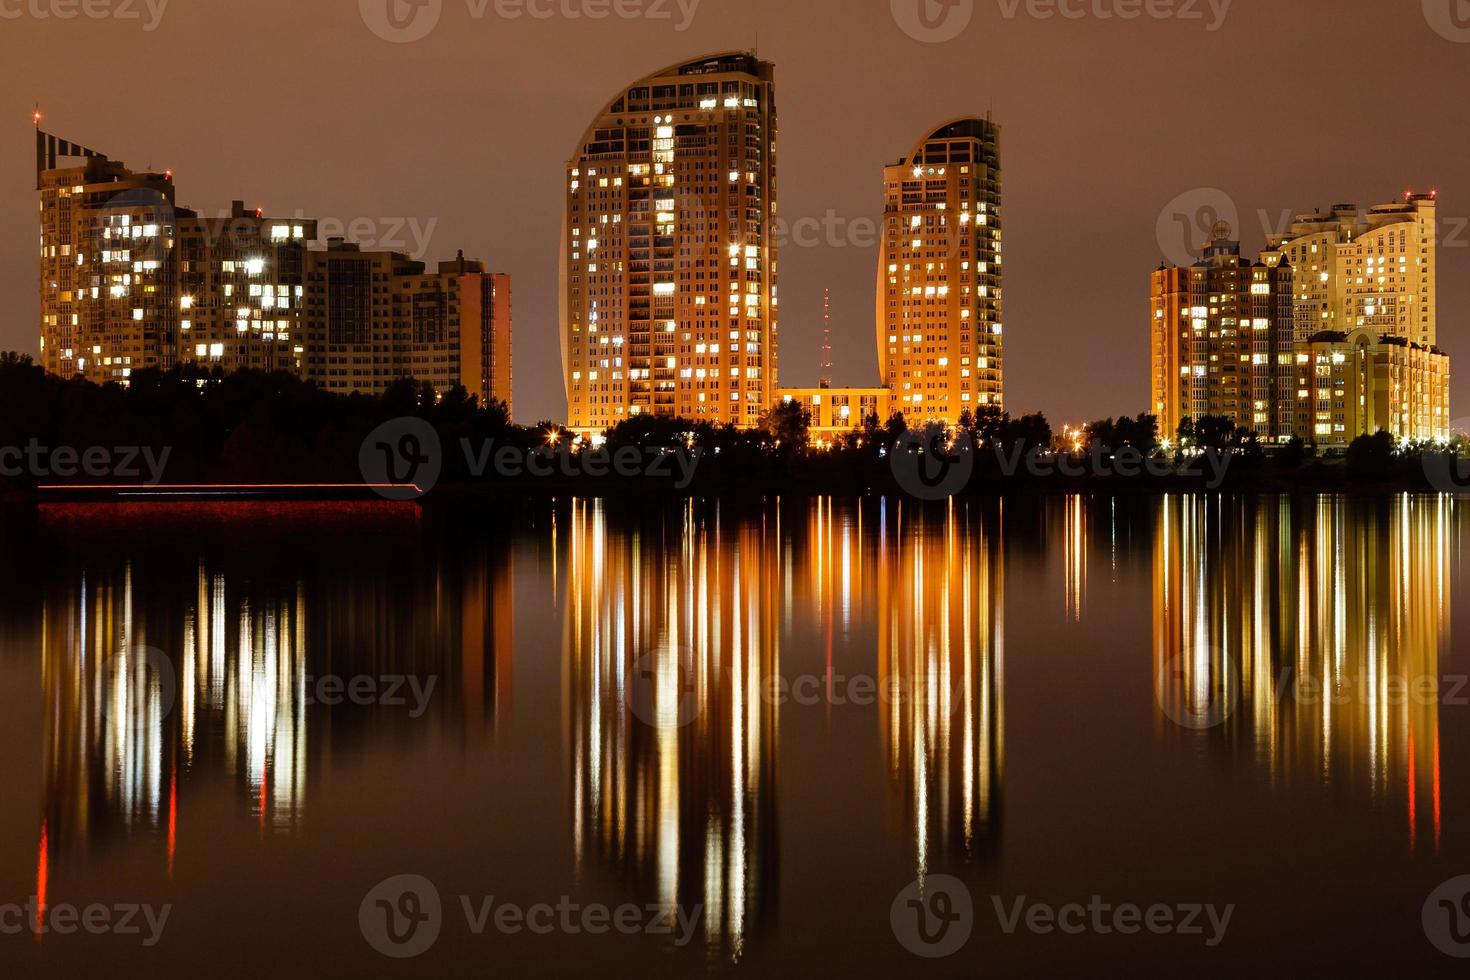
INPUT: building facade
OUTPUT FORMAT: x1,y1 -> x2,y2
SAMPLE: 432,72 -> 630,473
776,387 -> 892,446
878,118 -> 1003,425
1303,329 -> 1449,444
1150,233 -> 1296,441
1152,195 -> 1450,447
303,243 -> 513,410
176,202 -> 317,376
37,132 -> 512,412
38,134 -> 178,383
1267,194 -> 1437,349
560,53 -> 780,436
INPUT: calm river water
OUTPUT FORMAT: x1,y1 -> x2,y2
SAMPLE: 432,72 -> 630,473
2,494 -> 1468,976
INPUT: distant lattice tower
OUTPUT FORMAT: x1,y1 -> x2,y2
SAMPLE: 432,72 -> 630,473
819,288 -> 833,389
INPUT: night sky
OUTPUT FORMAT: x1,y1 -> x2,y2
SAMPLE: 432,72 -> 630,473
3,0 -> 1467,427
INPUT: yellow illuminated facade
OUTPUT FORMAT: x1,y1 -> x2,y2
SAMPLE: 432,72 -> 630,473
1267,195 -> 1438,348
1150,233 -> 1296,441
175,201 -> 317,375
37,134 -> 512,408
1151,194 -> 1450,446
776,386 -> 891,444
879,118 -> 1003,423
38,138 -> 178,383
561,53 -> 779,436
1302,328 -> 1450,444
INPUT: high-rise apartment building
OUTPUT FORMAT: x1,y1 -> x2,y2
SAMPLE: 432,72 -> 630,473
176,201 -> 317,376
878,118 -> 1003,424
304,243 -> 512,410
38,131 -> 512,412
1150,231 -> 1296,441
560,53 -> 779,436
1302,329 -> 1449,444
38,133 -> 178,383
1152,194 -> 1449,447
1266,194 -> 1437,349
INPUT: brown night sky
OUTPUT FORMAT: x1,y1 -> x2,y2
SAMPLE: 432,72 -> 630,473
2,0 -> 1467,427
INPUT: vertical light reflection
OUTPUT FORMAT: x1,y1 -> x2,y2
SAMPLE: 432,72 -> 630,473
1152,495 -> 1455,847
566,499 -> 779,964
1064,494 -> 1088,621
35,503 -> 508,872
879,500 -> 1004,879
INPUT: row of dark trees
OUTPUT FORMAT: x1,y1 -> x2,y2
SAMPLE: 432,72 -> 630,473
0,354 -> 527,489
0,352 -> 1454,493
1081,410 -> 1461,484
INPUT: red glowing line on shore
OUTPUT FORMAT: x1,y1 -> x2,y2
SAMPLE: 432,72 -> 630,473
35,822 -> 47,939
37,483 -> 422,492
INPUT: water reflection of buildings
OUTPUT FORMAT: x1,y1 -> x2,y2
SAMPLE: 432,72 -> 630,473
1063,495 -> 1087,621
36,503 -> 514,880
876,501 -> 1005,879
1153,495 -> 1454,849
566,500 -> 780,963
41,561 -> 318,859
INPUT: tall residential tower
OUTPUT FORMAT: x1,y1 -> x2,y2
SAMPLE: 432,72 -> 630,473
38,131 -> 178,382
37,131 -> 513,411
878,118 -> 1003,424
1265,194 -> 1438,349
1150,229 -> 1296,441
560,53 -> 779,436
1151,194 -> 1449,446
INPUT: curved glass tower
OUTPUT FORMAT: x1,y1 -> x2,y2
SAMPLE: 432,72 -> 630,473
560,53 -> 779,437
877,118 -> 1003,423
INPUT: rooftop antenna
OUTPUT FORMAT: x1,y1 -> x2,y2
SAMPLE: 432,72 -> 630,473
819,288 -> 833,390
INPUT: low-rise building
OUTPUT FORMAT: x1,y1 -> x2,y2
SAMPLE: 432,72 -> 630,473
777,387 -> 892,445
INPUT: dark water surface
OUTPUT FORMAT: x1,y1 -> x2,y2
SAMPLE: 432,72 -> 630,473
2,494 -> 1469,977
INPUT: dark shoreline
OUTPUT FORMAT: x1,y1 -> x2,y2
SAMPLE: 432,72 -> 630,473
2,473 -> 1461,506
